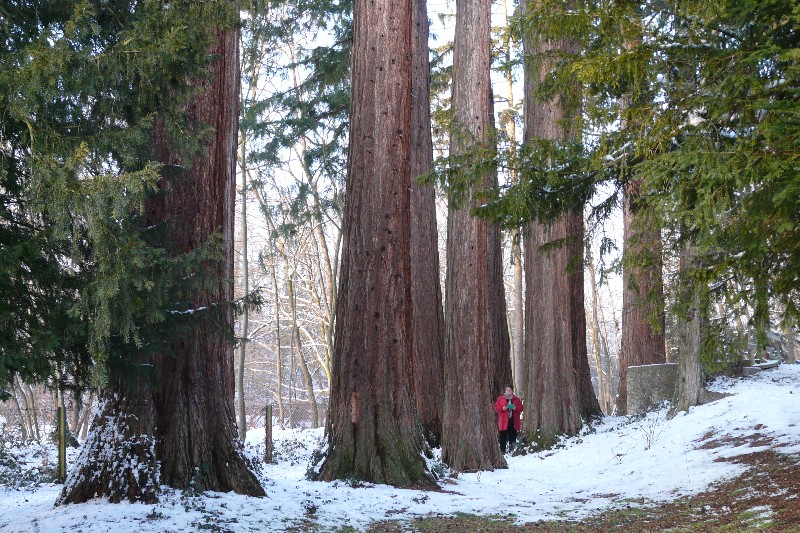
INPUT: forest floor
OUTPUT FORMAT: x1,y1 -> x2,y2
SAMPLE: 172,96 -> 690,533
369,442 -> 800,532
1,364 -> 799,532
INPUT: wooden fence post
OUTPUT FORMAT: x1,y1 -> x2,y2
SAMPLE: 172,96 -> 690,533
264,404 -> 273,463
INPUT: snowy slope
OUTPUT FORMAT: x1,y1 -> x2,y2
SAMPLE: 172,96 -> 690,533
0,364 -> 796,532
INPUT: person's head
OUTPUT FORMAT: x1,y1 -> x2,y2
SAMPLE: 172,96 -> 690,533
504,385 -> 513,397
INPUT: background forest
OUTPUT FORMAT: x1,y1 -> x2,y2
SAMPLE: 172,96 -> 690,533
1,0 -> 798,510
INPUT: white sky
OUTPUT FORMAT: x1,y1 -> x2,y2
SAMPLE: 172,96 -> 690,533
2,363 -> 797,531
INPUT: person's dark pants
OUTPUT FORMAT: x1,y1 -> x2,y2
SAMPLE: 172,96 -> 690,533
499,426 -> 517,453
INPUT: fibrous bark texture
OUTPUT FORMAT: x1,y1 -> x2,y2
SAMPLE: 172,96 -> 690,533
319,0 -> 434,487
521,1 -> 602,444
441,0 -> 508,473
616,179 -> 666,415
409,0 -> 445,449
59,28 -> 264,504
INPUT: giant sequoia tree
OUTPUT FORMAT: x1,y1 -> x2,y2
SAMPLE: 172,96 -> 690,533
520,0 -> 602,444
409,0 -> 446,448
53,2 -> 263,503
441,0 -> 509,472
318,0 -> 435,487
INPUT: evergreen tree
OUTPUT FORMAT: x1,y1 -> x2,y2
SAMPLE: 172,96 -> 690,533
516,0 -> 602,446
2,0 -> 263,503
410,0 -> 446,449
481,0 -> 799,396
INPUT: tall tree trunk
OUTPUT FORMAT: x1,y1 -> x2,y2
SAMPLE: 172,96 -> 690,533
616,179 -> 666,414
319,0 -> 434,487
236,132 -> 250,441
10,378 -> 28,442
587,249 -> 609,413
269,243 -> 285,428
409,0 -> 446,449
59,27 -> 264,504
286,264 -> 319,428
786,323 -> 796,364
15,378 -> 40,442
520,0 -> 602,445
76,392 -> 94,441
502,0 -> 525,395
487,87 -> 514,399
308,199 -> 335,387
441,0 -> 507,473
512,241 -> 524,392
670,239 -> 703,417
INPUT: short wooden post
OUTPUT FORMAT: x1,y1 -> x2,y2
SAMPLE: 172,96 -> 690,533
57,405 -> 67,482
264,404 -> 273,463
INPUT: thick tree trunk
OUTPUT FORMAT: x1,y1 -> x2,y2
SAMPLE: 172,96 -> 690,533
60,378 -> 159,503
59,28 -> 264,504
616,180 -> 666,415
787,323 -> 796,364
523,215 -> 585,441
521,0 -> 602,445
319,0 -> 434,487
441,0 -> 507,473
409,0 -> 445,449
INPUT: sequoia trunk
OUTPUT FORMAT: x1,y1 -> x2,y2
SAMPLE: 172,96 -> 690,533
441,0 -> 508,473
616,179 -> 666,414
59,28 -> 264,504
521,0 -> 602,445
319,0 -> 434,487
409,0 -> 446,448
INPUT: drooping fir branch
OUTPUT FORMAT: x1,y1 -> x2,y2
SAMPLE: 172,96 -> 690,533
0,0 -> 243,392
430,0 -> 799,319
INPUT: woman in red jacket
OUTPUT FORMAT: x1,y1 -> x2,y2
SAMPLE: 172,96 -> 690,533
494,385 -> 523,454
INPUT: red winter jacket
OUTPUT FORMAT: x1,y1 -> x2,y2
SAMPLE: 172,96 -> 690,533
494,394 -> 523,431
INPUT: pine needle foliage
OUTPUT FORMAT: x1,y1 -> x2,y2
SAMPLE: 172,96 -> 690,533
0,0 -> 239,396
464,0 -> 800,320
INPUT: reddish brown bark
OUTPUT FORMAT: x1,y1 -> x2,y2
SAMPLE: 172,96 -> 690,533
441,0 -> 507,473
319,0 -> 434,487
59,28 -> 264,504
616,179 -> 666,415
409,0 -> 446,448
521,1 -> 602,445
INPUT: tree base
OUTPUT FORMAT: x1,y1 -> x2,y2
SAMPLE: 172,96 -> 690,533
57,395 -> 159,504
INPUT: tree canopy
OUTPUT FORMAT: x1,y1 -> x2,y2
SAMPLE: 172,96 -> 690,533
472,0 -> 800,327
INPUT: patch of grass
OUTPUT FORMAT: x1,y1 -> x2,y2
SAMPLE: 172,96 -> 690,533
369,513 -> 520,532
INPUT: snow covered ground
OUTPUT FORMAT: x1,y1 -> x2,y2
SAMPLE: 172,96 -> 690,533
1,364 -> 797,532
